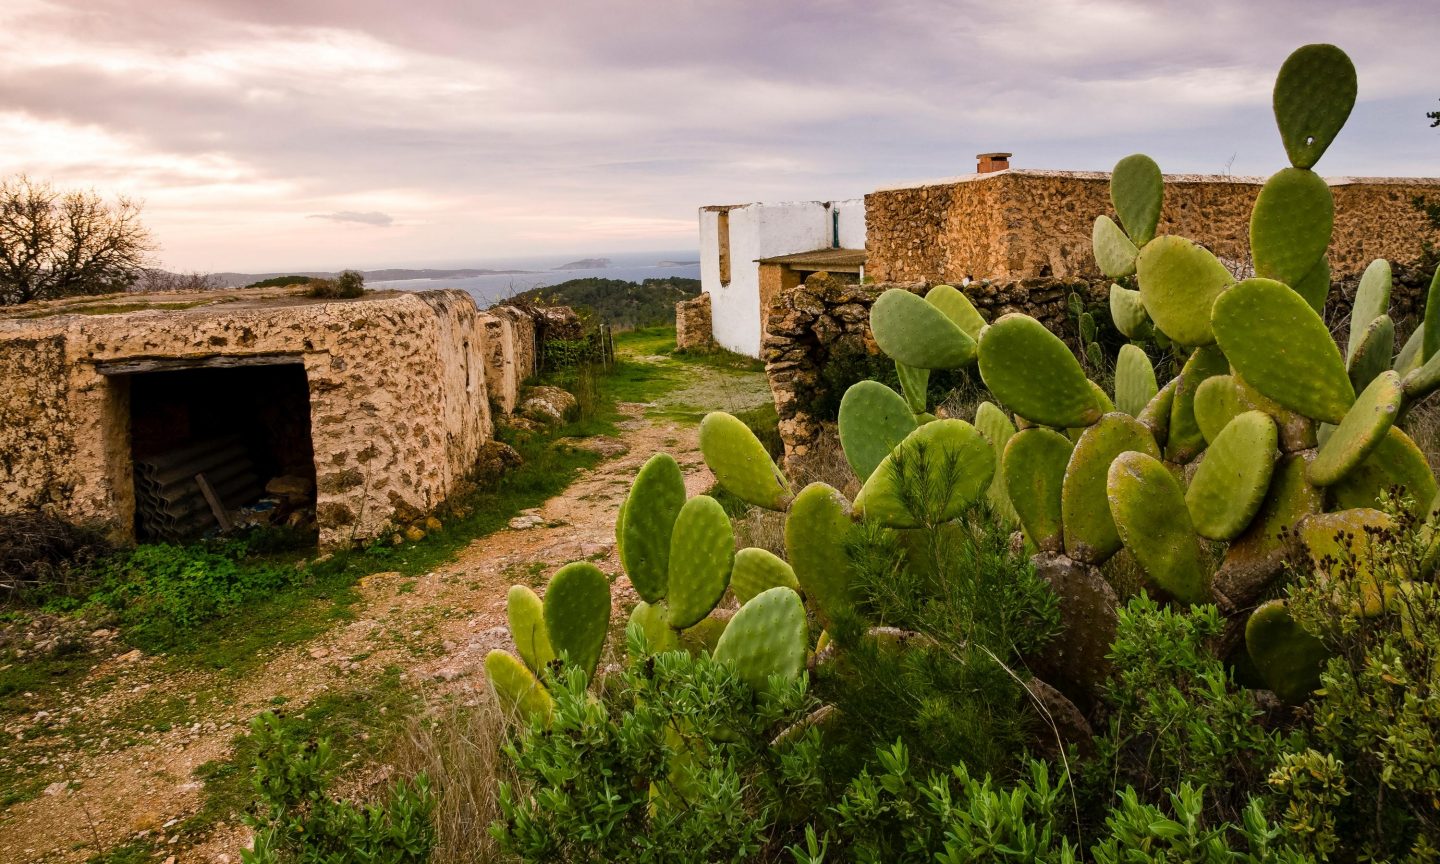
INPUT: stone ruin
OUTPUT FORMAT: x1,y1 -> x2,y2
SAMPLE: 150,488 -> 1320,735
0,286 -> 578,548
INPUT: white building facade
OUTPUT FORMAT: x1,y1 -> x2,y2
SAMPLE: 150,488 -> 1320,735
698,199 -> 865,358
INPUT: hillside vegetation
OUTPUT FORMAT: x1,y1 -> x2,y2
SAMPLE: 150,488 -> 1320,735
508,276 -> 699,329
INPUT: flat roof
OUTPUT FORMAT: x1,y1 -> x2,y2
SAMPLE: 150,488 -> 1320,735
757,248 -> 868,268
872,168 -> 1440,194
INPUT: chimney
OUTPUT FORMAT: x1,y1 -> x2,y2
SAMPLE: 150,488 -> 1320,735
977,152 -> 1012,174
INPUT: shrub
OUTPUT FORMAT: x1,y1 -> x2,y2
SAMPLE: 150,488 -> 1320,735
493,649 -> 826,863
306,270 -> 365,299
242,711 -> 435,864
1273,500 -> 1440,860
1093,595 -> 1286,824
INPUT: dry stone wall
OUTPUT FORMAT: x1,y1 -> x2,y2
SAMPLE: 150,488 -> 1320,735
675,292 -> 713,351
866,170 -> 1440,284
0,288 -> 557,549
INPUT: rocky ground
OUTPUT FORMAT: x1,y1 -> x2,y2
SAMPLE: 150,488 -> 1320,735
0,348 -> 770,863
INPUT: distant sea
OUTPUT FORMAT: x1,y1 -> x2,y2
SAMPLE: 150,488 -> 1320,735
367,250 -> 700,309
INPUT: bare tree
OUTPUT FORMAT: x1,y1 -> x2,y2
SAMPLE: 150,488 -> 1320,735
133,268 -> 220,293
0,175 -> 155,306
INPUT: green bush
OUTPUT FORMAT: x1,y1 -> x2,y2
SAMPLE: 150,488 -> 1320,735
494,649 -> 825,862
1093,595 -> 1286,824
244,275 -> 318,289
242,711 -> 435,864
306,270 -> 365,299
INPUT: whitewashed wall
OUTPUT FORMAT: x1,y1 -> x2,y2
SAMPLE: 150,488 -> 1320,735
834,198 -> 867,250
699,200 -> 863,357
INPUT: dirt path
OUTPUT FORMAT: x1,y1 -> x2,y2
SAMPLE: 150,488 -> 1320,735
0,355 -> 768,863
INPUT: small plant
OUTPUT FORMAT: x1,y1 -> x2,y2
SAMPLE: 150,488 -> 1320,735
242,711 -> 435,864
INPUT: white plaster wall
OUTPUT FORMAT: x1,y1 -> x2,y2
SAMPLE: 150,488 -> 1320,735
698,198 -> 866,357
708,204 -> 763,357
834,198 -> 867,249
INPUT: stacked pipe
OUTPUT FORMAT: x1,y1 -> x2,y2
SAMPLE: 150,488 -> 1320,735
134,435 -> 263,541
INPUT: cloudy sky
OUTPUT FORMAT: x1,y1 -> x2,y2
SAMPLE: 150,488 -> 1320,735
1,0 -> 1435,272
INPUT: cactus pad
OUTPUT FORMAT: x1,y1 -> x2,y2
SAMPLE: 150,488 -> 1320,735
1137,376 -> 1178,444
785,482 -> 854,626
700,411 -> 791,510
628,601 -> 679,655
1063,413 -> 1160,564
1425,266 -> 1440,363
1329,426 -> 1438,519
895,361 -> 930,413
620,453 -> 687,602
713,586 -> 808,692
1135,235 -> 1234,346
1347,314 -> 1394,394
1213,277 -> 1354,424
854,419 -> 995,528
1348,259 -> 1393,358
1272,43 -> 1357,169
1193,375 -> 1241,444
978,313 -> 1102,428
666,495 -> 735,629
1110,153 -> 1164,246
1107,451 -> 1212,604
1114,344 -> 1158,418
543,562 -> 612,680
1092,215 -> 1139,278
486,650 -> 554,724
730,547 -> 799,604
1395,325 -> 1426,376
506,585 -> 554,674
838,380 -> 918,482
974,401 -> 1018,524
1245,601 -> 1326,703
1003,427 -> 1073,553
1185,411 -> 1278,541
1402,348 -> 1440,404
1108,284 -> 1150,340
1308,370 -> 1402,487
1291,257 -> 1331,315
1167,344 -> 1229,462
870,287 -> 977,370
925,284 -> 987,338
1215,452 -> 1322,609
711,584 -> 806,691
1250,168 -> 1335,286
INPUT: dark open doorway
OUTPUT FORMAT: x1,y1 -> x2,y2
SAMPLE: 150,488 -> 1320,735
118,359 -> 317,542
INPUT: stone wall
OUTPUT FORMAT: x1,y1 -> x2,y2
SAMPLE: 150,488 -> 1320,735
675,292 -> 713,351
0,287 -> 557,549
866,170 -> 1440,284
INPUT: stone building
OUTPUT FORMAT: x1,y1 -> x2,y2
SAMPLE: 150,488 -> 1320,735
865,165 -> 1440,284
698,199 -> 866,357
0,286 -> 559,549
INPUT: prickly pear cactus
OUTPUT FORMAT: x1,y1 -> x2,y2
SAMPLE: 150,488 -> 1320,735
713,586 -> 808,692
700,411 -> 792,511
666,495 -> 735,629
543,562 -> 612,680
619,453 -> 687,602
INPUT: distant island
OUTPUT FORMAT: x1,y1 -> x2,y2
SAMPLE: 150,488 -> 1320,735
656,260 -> 699,267
554,258 -> 611,271
212,267 -> 533,287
